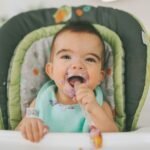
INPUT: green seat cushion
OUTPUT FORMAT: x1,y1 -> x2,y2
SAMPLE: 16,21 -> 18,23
0,108 -> 4,129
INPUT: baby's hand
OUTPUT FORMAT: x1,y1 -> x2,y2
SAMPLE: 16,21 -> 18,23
18,117 -> 48,142
74,82 -> 98,114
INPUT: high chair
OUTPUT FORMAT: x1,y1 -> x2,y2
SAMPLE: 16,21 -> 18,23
0,5 -> 150,132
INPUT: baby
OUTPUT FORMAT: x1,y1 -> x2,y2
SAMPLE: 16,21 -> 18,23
17,21 -> 118,142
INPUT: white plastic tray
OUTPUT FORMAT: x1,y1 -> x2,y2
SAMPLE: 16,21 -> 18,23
0,129 -> 150,150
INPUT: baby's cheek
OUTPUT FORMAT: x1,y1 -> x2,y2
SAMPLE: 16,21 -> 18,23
88,82 -> 98,91
57,80 -> 65,86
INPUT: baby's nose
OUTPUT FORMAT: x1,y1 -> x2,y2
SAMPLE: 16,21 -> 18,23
71,62 -> 84,70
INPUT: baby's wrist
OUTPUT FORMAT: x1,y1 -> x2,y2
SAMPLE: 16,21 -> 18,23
89,102 -> 100,115
25,107 -> 39,118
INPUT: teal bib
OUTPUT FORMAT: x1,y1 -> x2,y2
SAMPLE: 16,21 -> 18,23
35,81 -> 103,132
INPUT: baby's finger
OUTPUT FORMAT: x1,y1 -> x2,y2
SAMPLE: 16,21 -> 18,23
37,120 -> 44,139
76,93 -> 87,104
76,89 -> 91,102
37,120 -> 48,138
20,125 -> 27,140
43,125 -> 49,135
31,120 -> 40,142
25,122 -> 34,142
76,88 -> 89,96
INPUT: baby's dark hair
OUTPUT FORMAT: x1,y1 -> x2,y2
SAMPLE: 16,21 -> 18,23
50,21 -> 105,67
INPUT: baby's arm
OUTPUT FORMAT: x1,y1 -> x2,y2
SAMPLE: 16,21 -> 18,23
90,101 -> 118,132
16,100 -> 48,142
75,83 -> 118,132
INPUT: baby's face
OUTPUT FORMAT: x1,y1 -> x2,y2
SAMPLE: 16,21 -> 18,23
46,31 -> 104,99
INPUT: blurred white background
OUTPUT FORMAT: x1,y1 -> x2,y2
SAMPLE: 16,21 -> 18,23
0,0 -> 149,31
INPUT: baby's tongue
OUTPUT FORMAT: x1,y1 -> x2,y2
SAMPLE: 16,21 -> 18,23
69,77 -> 82,87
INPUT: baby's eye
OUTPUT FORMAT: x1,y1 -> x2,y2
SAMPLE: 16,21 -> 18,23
85,58 -> 96,63
61,55 -> 71,60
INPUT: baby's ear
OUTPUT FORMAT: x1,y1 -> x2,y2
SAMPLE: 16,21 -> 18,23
99,70 -> 105,82
45,62 -> 53,79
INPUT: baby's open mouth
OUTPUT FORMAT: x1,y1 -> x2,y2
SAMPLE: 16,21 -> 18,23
67,75 -> 86,87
